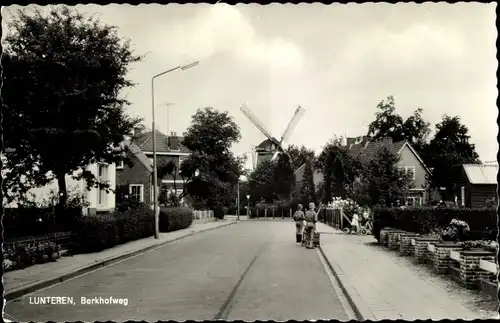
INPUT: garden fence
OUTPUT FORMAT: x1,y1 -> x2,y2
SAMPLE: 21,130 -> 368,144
192,210 -> 214,221
318,207 -> 346,230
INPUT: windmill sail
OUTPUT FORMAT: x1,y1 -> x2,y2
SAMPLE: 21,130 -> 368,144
280,105 -> 305,144
240,104 -> 277,144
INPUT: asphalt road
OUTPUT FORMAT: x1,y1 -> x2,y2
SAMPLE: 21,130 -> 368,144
6,221 -> 351,321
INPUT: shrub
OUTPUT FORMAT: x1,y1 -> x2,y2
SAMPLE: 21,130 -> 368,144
4,207 -> 83,241
159,207 -> 193,232
213,205 -> 225,219
3,241 -> 62,271
72,203 -> 155,253
372,207 -> 497,241
72,213 -> 118,253
441,219 -> 470,242
114,204 -> 155,244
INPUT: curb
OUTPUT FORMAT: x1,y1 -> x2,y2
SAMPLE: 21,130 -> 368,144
318,245 -> 376,321
5,221 -> 238,301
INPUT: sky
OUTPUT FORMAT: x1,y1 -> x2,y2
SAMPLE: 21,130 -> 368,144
2,3 -> 498,169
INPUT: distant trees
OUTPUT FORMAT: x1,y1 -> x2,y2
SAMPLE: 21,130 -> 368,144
300,158 -> 317,205
285,144 -> 316,172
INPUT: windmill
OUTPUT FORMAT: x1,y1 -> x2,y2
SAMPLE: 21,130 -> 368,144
240,104 -> 305,167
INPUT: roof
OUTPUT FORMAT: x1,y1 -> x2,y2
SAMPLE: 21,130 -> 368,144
346,139 -> 406,162
463,164 -> 498,185
134,130 -> 191,154
294,162 -> 324,187
256,139 -> 275,151
345,139 -> 431,174
123,140 -> 153,172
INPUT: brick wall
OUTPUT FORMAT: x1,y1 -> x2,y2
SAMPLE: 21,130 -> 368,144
387,231 -> 406,250
413,237 -> 441,263
458,251 -> 496,289
432,243 -> 462,274
399,233 -> 419,256
116,154 -> 152,204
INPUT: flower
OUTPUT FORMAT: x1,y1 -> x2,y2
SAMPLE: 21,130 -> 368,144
3,259 -> 13,270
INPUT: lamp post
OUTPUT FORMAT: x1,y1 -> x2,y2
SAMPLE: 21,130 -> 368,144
151,61 -> 199,239
246,195 -> 250,218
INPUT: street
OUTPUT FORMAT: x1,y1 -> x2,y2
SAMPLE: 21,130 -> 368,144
6,221 -> 351,321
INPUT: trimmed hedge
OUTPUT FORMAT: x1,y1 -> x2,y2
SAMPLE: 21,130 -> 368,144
72,204 -> 154,253
159,207 -> 193,232
4,207 -> 83,241
372,207 -> 497,242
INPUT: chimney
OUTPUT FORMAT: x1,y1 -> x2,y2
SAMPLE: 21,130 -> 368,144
133,126 -> 142,136
169,131 -> 179,150
381,137 -> 393,145
346,137 -> 357,147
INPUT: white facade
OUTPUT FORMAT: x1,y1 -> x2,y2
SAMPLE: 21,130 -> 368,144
3,163 -> 116,213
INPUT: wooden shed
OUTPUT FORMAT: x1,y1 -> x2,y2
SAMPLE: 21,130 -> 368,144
457,164 -> 498,208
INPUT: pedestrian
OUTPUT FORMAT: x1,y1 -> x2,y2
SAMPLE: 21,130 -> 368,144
351,212 -> 359,234
303,202 -> 318,249
292,204 -> 305,243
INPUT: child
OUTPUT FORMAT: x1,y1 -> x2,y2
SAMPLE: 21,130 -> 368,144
292,204 -> 305,243
351,212 -> 359,234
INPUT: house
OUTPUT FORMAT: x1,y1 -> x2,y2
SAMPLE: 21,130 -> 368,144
116,128 -> 191,205
455,163 -> 498,208
345,136 -> 435,206
2,156 -> 116,215
293,162 -> 323,198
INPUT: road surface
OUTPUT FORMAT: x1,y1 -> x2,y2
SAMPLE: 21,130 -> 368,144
6,221 -> 352,321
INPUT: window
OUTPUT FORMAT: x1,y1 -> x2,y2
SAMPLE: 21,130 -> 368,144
401,166 -> 416,180
97,164 -> 109,206
116,160 -> 124,169
405,196 -> 422,207
130,184 -> 144,203
461,186 -> 465,206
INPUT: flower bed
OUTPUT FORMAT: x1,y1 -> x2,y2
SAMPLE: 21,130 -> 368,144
3,241 -> 63,272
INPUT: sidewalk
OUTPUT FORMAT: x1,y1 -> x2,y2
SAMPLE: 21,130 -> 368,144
316,222 -> 498,320
4,219 -> 237,301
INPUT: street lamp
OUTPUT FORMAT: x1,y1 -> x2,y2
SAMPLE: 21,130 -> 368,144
151,61 -> 200,239
246,195 -> 250,218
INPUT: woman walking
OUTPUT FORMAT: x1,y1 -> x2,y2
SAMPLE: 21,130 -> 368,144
292,204 -> 305,243
303,202 -> 318,249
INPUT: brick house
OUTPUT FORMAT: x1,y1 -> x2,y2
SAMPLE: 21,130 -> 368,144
116,128 -> 191,205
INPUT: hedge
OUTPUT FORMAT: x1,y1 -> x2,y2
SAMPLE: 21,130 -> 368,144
159,207 -> 193,232
72,204 -> 154,253
4,207 -> 83,241
372,207 -> 497,242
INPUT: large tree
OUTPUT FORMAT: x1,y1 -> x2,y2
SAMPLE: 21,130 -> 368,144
247,159 -> 275,203
285,144 -> 316,172
425,115 -> 480,200
316,137 -> 361,203
272,153 -> 295,201
300,157 -> 317,205
179,107 -> 243,216
367,96 -> 431,158
362,147 -> 413,207
2,7 -> 142,210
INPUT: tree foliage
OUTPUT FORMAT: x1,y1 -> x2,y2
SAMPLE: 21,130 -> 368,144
179,107 -> 243,214
425,115 -> 480,199
285,144 -> 315,172
2,6 -> 143,208
367,96 -> 431,157
247,159 -> 275,204
272,153 -> 295,200
300,158 -> 317,205
316,138 -> 361,203
360,147 -> 413,207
